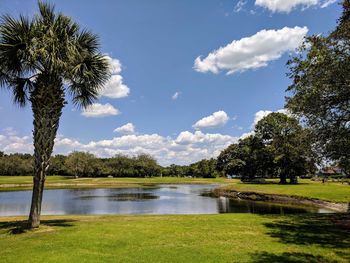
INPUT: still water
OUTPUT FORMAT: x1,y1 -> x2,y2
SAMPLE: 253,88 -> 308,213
0,184 -> 332,216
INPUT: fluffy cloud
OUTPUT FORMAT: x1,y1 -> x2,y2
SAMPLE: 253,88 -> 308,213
255,0 -> 336,13
81,103 -> 120,118
237,109 -> 289,140
176,131 -> 235,146
0,129 -> 238,166
0,110 -> 300,166
113,123 -> 136,135
172,91 -> 181,100
193,111 -> 229,130
253,109 -> 287,126
194,26 -> 308,75
99,56 -> 130,99
0,132 -> 33,153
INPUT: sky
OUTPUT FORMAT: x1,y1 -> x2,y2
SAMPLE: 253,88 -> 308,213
0,0 -> 343,166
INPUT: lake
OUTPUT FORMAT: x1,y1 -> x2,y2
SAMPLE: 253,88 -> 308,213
0,184 -> 333,216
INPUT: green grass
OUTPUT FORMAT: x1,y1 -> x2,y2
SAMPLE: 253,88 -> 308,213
0,214 -> 348,262
220,179 -> 350,203
0,175 -> 69,184
0,176 -> 229,191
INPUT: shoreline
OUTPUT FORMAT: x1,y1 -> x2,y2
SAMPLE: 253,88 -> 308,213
1,177 -> 348,212
212,188 -> 349,213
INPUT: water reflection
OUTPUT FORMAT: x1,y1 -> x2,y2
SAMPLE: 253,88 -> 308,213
216,197 -> 323,214
0,184 -> 333,216
78,193 -> 159,201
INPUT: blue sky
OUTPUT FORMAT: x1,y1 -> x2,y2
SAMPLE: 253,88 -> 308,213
0,0 -> 342,165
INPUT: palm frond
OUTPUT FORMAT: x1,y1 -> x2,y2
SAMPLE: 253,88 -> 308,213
0,70 -> 7,87
69,81 -> 99,108
0,14 -> 33,74
66,53 -> 110,108
76,30 -> 99,53
8,77 -> 34,107
37,1 -> 55,25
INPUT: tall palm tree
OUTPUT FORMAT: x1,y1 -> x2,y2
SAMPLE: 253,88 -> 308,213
0,2 -> 110,228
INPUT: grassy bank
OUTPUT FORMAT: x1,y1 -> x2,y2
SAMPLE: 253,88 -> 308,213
0,176 -> 229,191
0,214 -> 349,262
220,180 -> 350,203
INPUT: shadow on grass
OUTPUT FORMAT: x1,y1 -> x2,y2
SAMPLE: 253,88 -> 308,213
251,214 -> 350,262
263,214 -> 350,249
251,252 -> 338,263
0,219 -> 76,234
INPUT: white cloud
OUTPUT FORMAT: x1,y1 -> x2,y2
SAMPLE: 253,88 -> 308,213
172,91 -> 181,100
234,0 -> 248,12
0,109 -> 301,166
2,127 -> 17,136
107,56 -> 122,74
253,110 -> 273,126
239,131 -> 255,140
99,56 -> 130,99
236,109 -> 290,140
193,111 -> 229,130
0,134 -> 33,153
255,0 -> 337,13
81,103 -> 120,118
253,109 -> 287,127
0,129 -> 238,166
194,26 -> 308,75
113,123 -> 136,135
320,0 -> 337,8
255,0 -> 317,13
176,131 -> 235,146
100,75 -> 130,98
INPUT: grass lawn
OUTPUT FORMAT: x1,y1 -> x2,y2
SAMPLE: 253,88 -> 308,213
220,179 -> 350,203
0,176 -> 229,191
0,214 -> 348,263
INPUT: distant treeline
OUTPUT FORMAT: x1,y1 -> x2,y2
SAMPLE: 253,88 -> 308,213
1,113 -> 347,182
0,151 -> 218,178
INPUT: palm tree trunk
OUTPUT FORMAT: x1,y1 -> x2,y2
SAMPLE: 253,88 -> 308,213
28,77 -> 65,228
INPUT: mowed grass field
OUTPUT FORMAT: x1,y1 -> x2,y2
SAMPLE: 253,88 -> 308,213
0,176 -> 229,191
0,214 -> 349,263
220,180 -> 350,203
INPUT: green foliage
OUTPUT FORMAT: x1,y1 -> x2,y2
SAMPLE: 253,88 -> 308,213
163,159 -> 219,178
0,151 -> 162,178
190,158 -> 219,178
286,0 -> 350,175
48,154 -> 67,175
217,136 -> 272,181
255,112 -> 314,183
217,113 -> 315,184
0,1 -> 110,108
63,152 -> 161,178
0,151 -> 221,178
64,151 -> 96,177
0,153 -> 33,175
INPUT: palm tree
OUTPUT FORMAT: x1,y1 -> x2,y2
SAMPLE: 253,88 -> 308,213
0,2 -> 110,228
